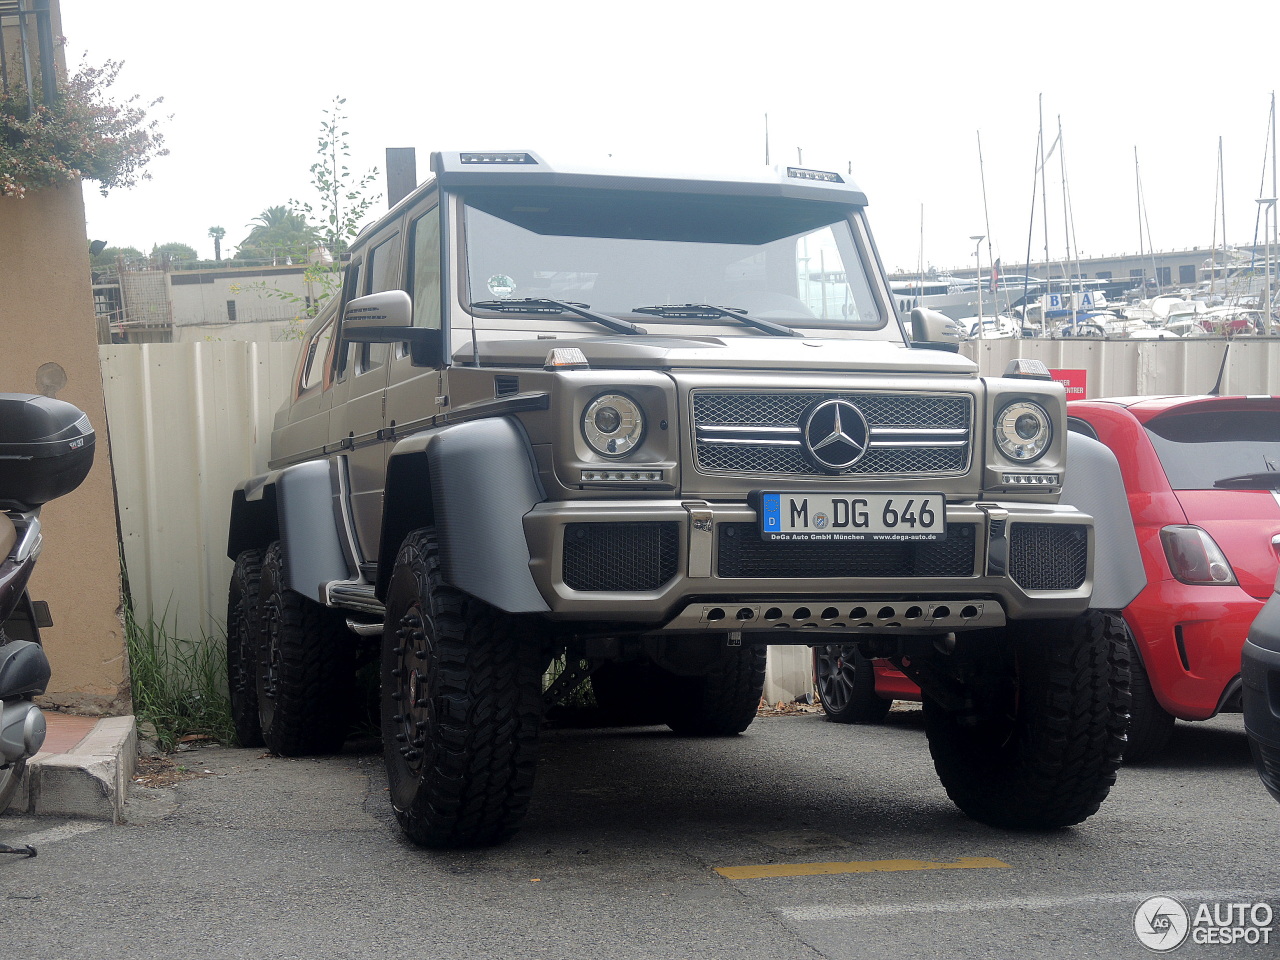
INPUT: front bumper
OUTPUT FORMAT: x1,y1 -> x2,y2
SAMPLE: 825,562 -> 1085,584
523,498 -> 1093,630
1242,594 -> 1280,805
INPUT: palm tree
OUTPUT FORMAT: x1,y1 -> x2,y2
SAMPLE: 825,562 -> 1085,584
235,206 -> 321,263
208,225 -> 226,261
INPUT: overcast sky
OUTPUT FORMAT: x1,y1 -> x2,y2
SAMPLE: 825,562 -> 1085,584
60,0 -> 1280,275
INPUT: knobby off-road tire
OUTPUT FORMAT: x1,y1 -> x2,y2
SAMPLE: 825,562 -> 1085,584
814,644 -> 892,725
256,541 -> 353,756
589,661 -> 667,726
382,528 -> 550,849
923,610 -> 1130,829
227,548 -> 265,748
1122,635 -> 1176,763
664,644 -> 767,737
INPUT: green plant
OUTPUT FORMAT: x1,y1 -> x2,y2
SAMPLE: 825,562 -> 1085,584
124,604 -> 234,752
1,57 -> 168,199
244,98 -> 380,325
291,97 -> 381,257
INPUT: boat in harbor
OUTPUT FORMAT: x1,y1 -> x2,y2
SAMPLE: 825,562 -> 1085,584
890,275 -> 1043,323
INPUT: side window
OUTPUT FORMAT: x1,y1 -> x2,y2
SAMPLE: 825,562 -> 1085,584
299,313 -> 336,396
360,234 -> 402,372
409,210 -> 441,331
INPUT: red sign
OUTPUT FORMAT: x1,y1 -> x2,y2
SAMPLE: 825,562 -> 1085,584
1050,368 -> 1088,400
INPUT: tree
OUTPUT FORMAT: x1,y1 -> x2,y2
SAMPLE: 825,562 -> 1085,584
1,57 -> 167,199
90,244 -> 144,271
290,97 -> 380,257
247,98 -> 381,336
208,226 -> 226,261
234,205 -> 320,263
151,241 -> 197,266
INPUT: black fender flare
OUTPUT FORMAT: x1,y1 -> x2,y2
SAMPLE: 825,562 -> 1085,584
377,417 -> 549,613
227,460 -> 350,603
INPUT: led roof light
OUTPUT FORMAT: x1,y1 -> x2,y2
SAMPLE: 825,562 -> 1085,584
786,166 -> 844,183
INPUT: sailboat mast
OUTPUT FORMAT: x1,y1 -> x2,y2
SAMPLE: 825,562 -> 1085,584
1264,90 -> 1274,335
1220,136 -> 1228,298
978,130 -> 995,312
1058,116 -> 1077,325
917,203 -> 925,298
1040,95 -> 1050,275
1022,128 -> 1040,329
1135,146 -> 1144,264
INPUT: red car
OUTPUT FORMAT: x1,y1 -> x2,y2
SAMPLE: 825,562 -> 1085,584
815,394 -> 1280,761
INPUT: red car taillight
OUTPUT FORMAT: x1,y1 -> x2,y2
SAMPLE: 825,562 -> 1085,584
1160,525 -> 1238,585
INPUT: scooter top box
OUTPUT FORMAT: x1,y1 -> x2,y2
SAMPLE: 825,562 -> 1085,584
0,393 -> 95,508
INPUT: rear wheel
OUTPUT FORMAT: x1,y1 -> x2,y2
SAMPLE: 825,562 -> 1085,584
1123,636 -> 1176,762
256,541 -> 353,756
923,611 -> 1130,829
814,644 -> 892,724
226,548 -> 264,748
664,644 -> 766,737
382,528 -> 550,848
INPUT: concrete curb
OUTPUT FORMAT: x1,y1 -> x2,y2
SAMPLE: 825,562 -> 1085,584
22,716 -> 137,823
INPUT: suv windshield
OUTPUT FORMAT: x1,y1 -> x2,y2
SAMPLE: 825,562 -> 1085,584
1145,408 -> 1280,489
460,187 -> 889,334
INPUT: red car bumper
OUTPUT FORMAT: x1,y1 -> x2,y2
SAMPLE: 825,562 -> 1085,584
1124,578 -> 1260,720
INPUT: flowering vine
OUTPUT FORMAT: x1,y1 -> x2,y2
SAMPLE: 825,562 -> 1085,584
1,57 -> 168,199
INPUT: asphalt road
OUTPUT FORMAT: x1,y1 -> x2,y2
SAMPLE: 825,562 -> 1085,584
2,707 -> 1277,960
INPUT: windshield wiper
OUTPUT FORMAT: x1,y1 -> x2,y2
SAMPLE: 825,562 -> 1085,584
632,304 -> 803,338
469,299 -> 646,335
1212,471 -> 1280,490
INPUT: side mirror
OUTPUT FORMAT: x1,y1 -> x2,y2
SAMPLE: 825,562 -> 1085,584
910,307 -> 961,353
342,290 -> 443,367
342,290 -> 412,332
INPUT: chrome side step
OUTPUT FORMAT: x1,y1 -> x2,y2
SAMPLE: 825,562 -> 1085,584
326,581 -> 385,617
662,598 -> 1005,634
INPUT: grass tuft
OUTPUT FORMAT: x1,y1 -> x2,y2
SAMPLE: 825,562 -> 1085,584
124,604 -> 234,751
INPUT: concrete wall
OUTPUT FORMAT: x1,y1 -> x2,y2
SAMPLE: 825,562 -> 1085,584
0,182 -> 129,715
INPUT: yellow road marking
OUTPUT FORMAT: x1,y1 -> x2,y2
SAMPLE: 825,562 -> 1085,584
715,855 -> 1011,881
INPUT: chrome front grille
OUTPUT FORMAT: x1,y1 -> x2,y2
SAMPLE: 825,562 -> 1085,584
692,391 -> 972,477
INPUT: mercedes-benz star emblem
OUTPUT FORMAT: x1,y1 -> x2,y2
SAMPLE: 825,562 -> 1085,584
801,398 -> 870,472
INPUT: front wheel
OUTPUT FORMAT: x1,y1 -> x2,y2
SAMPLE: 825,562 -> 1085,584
382,528 -> 550,848
814,644 -> 892,724
923,611 -> 1130,829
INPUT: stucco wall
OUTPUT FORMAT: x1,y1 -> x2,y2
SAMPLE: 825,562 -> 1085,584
0,183 -> 130,714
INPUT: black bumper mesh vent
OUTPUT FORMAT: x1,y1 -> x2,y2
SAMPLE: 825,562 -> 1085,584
563,522 -> 679,592
716,523 -> 977,579
1008,523 -> 1088,590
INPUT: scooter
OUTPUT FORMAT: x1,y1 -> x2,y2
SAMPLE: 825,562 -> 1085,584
0,393 -> 96,855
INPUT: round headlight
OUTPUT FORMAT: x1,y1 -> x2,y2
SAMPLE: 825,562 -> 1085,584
583,393 -> 644,457
995,400 -> 1052,462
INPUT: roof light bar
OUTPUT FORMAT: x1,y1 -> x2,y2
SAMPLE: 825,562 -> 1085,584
787,166 -> 843,183
460,152 -> 537,165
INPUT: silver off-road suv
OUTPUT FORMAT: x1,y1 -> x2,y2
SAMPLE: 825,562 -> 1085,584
226,151 -> 1138,849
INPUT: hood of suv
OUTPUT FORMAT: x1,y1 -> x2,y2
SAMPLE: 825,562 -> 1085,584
460,335 -> 979,375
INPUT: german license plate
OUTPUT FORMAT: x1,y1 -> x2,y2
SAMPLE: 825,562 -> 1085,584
759,492 -> 946,541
